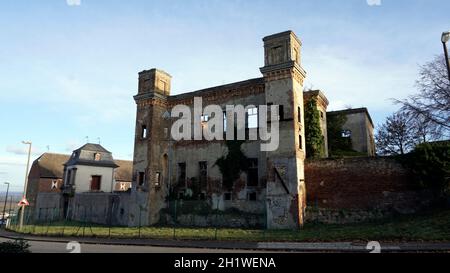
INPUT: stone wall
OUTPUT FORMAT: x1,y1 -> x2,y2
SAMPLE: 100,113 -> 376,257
70,193 -> 118,225
34,192 -> 63,221
304,157 -> 434,223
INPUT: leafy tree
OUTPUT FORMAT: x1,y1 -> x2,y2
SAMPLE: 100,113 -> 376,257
304,97 -> 324,158
327,113 -> 352,156
376,111 -> 416,155
395,55 -> 450,138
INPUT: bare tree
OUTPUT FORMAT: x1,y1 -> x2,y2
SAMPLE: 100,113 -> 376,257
394,55 -> 450,138
376,111 -> 416,155
408,113 -> 442,144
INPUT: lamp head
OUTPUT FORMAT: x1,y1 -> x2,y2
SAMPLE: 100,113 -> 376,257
442,31 -> 450,43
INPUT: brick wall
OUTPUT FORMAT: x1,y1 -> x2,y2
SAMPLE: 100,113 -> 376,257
305,157 -> 431,212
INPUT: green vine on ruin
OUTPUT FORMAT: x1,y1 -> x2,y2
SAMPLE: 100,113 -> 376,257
215,140 -> 249,190
304,97 -> 325,158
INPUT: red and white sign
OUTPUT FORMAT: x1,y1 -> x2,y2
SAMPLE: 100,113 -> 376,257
18,197 -> 29,206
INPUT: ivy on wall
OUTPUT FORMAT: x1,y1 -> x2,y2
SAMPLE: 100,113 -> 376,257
304,97 -> 324,158
215,140 -> 249,190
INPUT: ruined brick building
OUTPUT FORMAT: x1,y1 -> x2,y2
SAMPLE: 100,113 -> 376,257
131,31 -> 308,229
26,30 -> 381,229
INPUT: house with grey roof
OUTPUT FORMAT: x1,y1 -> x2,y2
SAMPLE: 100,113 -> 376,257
25,145 -> 132,224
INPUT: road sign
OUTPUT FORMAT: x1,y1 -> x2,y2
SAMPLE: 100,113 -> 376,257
18,197 -> 29,206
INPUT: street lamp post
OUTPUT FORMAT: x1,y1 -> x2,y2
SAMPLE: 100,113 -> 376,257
442,31 -> 450,82
2,182 -> 10,226
19,141 -> 32,230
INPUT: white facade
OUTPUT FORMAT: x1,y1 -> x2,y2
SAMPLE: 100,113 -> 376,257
65,165 -> 115,193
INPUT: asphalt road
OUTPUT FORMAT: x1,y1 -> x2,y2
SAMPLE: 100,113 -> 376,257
0,237 -> 268,253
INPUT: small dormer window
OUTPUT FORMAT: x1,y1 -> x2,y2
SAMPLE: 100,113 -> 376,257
94,153 -> 101,161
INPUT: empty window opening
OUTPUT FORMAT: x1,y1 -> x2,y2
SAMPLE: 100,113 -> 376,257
138,172 -> 145,186
223,111 -> 227,132
201,114 -> 209,122
299,135 -> 303,150
279,105 -> 284,121
246,107 -> 258,129
199,192 -> 206,200
224,192 -> 232,201
297,106 -> 302,122
247,192 -> 257,201
178,162 -> 186,186
178,190 -> 185,199
199,161 -> 208,191
155,172 -> 161,187
247,158 -> 258,187
141,125 -> 148,139
341,130 -> 352,138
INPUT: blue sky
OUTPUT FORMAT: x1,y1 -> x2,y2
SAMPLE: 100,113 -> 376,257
0,0 -> 449,192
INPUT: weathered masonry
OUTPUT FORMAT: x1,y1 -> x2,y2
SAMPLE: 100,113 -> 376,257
131,31 -> 307,229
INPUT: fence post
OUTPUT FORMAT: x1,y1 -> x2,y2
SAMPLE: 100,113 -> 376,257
173,199 -> 177,240
61,212 -> 66,237
82,206 -> 86,237
108,216 -> 112,239
214,201 -> 219,240
263,201 -> 267,241
45,208 -> 50,236
138,206 -> 142,238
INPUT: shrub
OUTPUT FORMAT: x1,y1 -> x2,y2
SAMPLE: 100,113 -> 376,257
399,141 -> 450,196
0,239 -> 31,253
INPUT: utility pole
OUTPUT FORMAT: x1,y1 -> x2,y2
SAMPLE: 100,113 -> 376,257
2,182 -> 9,226
19,141 -> 32,230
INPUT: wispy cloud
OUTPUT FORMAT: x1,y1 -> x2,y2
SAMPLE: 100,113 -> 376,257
0,155 -> 27,166
66,0 -> 81,6
5,145 -> 42,156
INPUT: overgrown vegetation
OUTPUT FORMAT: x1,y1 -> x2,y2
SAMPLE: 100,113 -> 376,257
0,239 -> 30,253
397,141 -> 450,197
215,140 -> 249,190
304,97 -> 324,158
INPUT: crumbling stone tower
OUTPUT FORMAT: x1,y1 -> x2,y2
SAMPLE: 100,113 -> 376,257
132,69 -> 172,225
260,31 -> 307,229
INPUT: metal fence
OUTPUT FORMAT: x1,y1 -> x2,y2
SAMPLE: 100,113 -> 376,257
6,200 -> 268,241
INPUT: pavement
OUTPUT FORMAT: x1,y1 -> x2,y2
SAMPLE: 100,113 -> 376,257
1,228 -> 449,253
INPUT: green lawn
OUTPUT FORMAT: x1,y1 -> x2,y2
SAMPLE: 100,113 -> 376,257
8,209 -> 450,242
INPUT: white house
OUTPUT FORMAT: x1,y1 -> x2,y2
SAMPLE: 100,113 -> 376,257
63,143 -> 119,193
